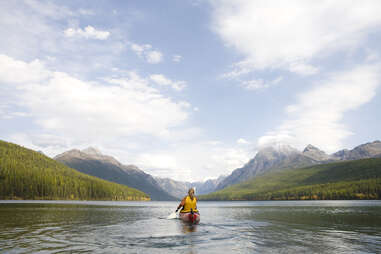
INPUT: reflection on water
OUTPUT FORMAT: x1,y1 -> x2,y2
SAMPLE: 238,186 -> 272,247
0,200 -> 381,253
180,222 -> 198,234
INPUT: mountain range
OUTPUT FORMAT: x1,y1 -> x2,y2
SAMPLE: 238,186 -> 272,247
199,157 -> 381,201
154,174 -> 226,199
54,148 -> 177,201
2,135 -> 380,201
54,147 -> 227,200
55,140 -> 381,199
213,141 -> 381,192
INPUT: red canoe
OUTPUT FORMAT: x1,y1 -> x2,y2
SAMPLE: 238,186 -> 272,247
179,212 -> 200,224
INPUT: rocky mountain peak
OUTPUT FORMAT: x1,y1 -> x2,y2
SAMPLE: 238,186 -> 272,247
302,144 -> 331,161
55,149 -> 81,158
303,144 -> 319,153
82,147 -> 102,156
54,147 -> 120,166
215,143 -> 318,191
333,140 -> 381,160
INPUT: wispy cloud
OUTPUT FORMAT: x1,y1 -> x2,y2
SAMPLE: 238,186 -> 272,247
150,74 -> 186,91
24,0 -> 94,19
212,0 -> 381,76
237,138 -> 250,145
172,54 -> 182,62
241,76 -> 283,91
146,50 -> 163,64
64,26 -> 110,40
130,43 -> 163,64
0,54 -> 190,143
258,64 -> 381,152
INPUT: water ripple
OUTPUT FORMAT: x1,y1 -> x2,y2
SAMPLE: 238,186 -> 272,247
1,201 -> 381,253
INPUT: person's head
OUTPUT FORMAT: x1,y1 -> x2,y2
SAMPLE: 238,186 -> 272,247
188,188 -> 195,198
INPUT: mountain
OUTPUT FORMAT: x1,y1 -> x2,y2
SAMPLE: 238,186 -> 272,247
55,148 -> 177,201
215,144 -> 320,191
333,141 -> 381,160
200,158 -> 381,201
155,175 -> 227,199
212,141 -> 381,192
0,140 -> 149,201
302,144 -> 333,161
154,177 -> 192,199
193,175 -> 227,194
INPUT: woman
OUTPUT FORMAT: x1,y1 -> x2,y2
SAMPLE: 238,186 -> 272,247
176,188 -> 200,224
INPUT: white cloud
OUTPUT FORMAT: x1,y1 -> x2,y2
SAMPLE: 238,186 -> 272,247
146,51 -> 163,64
365,50 -> 381,63
237,138 -> 250,145
221,62 -> 251,79
211,0 -> 381,75
24,0 -> 74,19
78,9 -> 95,16
150,74 -> 187,91
130,43 -> 163,64
64,26 -> 110,40
172,55 -> 182,62
130,43 -> 150,56
288,62 -> 319,76
0,55 -> 190,142
258,64 -> 381,152
24,0 -> 94,18
242,79 -> 268,90
0,1 -> 128,78
241,76 -> 283,91
0,55 -> 50,83
1,112 -> 30,119
0,54 -> 255,182
134,141 -> 253,181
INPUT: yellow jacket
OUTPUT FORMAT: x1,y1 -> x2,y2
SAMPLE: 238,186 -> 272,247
180,195 -> 198,213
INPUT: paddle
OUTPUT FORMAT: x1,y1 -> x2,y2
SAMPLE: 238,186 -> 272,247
167,211 -> 177,219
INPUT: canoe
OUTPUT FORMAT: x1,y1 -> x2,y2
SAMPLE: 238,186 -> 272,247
179,212 -> 200,224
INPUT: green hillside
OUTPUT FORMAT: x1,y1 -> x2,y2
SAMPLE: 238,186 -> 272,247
0,140 -> 150,201
200,158 -> 381,201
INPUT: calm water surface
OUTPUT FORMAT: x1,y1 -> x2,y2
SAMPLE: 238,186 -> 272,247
1,200 -> 381,253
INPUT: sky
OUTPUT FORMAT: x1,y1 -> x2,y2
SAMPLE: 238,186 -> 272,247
1,0 -> 381,182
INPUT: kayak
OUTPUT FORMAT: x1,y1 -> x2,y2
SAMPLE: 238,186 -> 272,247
179,212 -> 200,224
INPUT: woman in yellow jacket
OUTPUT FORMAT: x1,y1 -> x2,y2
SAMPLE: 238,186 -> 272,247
176,188 -> 200,223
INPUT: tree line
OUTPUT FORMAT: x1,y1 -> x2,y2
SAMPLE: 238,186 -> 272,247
0,140 -> 150,201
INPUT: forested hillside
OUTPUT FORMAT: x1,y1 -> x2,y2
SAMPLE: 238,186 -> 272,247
200,158 -> 381,201
0,140 -> 150,201
55,148 -> 177,201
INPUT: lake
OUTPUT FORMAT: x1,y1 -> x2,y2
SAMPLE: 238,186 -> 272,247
1,200 -> 381,253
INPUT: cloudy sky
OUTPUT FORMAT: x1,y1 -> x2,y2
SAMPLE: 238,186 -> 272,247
1,0 -> 381,181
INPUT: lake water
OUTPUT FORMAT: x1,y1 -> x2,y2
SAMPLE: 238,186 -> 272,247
1,200 -> 381,253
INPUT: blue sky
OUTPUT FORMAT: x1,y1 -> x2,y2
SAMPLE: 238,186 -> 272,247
1,0 -> 381,181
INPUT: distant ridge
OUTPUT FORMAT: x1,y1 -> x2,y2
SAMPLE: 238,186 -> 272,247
333,141 -> 381,160
303,144 -> 333,161
154,175 -> 227,199
55,148 -> 177,201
